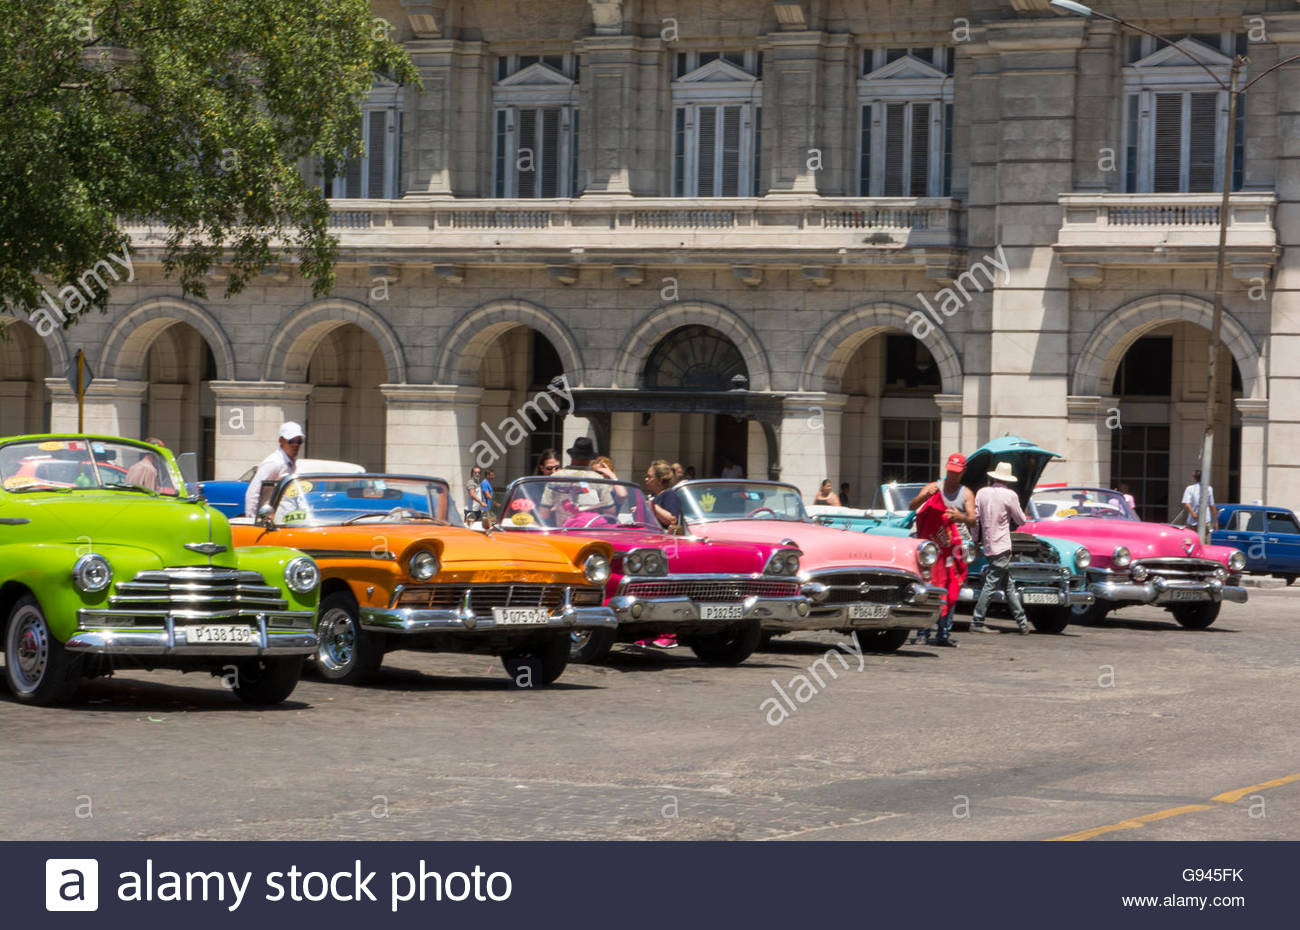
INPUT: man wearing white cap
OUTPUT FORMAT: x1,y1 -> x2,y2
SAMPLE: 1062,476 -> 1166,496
243,421 -> 305,517
971,460 -> 1030,635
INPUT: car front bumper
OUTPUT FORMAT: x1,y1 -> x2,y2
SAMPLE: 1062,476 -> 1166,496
958,583 -> 1094,609
66,612 -> 318,656
1089,577 -> 1248,606
360,604 -> 617,634
795,583 -> 946,632
607,594 -> 808,626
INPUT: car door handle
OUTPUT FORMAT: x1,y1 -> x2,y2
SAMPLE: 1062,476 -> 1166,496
0,518 -> 30,525
1268,537 -> 1279,543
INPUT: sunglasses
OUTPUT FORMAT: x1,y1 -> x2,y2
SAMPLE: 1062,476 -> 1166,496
284,438 -> 304,445
541,464 -> 559,473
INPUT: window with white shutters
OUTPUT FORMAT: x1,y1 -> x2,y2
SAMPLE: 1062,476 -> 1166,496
1122,37 -> 1244,193
491,57 -> 581,198
323,101 -> 401,199
857,50 -> 952,197
670,55 -> 762,197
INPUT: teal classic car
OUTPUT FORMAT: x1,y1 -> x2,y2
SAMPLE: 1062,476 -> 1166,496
811,438 -> 1094,633
0,435 -> 320,705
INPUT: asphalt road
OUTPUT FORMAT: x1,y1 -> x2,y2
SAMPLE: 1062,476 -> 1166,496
2,589 -> 1296,842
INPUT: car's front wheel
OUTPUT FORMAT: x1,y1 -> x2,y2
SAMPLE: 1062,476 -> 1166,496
231,657 -> 304,705
4,595 -> 82,705
1170,600 -> 1221,630
1027,605 -> 1072,634
685,620 -> 761,665
1071,600 -> 1110,625
569,628 -> 615,664
502,634 -> 570,688
315,591 -> 383,684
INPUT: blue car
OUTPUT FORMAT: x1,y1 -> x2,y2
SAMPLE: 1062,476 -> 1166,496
1213,504 -> 1300,585
198,458 -> 366,518
811,437 -> 1094,633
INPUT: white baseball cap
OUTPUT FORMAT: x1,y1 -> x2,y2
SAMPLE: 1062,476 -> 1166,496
278,421 -> 305,441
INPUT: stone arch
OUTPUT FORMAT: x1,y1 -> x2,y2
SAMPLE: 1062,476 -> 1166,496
1,315 -> 70,376
1073,294 -> 1263,399
99,296 -> 235,381
437,299 -> 585,387
800,302 -> 963,395
613,302 -> 772,392
263,298 -> 406,383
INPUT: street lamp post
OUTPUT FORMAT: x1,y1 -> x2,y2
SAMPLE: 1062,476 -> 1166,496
1050,1 -> 1299,540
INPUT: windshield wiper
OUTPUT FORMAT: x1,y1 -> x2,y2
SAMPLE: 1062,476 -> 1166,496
102,482 -> 160,496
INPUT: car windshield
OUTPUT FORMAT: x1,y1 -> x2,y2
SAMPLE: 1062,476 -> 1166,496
678,481 -> 810,523
0,438 -> 179,495
270,475 -> 453,526
1029,486 -> 1137,521
499,476 -> 660,531
878,482 -> 927,512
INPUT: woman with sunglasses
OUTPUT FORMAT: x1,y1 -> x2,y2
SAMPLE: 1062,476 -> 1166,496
534,448 -> 561,475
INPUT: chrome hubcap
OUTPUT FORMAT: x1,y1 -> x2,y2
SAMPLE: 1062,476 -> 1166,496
318,608 -> 356,671
9,608 -> 49,692
569,631 -> 591,658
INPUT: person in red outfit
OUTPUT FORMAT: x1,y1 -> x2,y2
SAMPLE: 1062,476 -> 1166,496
908,453 -> 976,646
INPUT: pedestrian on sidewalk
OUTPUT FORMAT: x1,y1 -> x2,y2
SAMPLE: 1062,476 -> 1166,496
465,465 -> 485,524
971,461 -> 1030,635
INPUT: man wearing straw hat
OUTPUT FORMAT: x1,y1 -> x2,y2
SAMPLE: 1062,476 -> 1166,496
970,460 -> 1030,635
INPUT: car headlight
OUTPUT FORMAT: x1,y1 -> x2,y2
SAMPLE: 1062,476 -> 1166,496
918,540 -> 939,568
584,553 -> 611,584
1074,548 -> 1091,571
625,552 -> 644,574
72,553 -> 113,593
409,550 -> 439,581
1112,545 -> 1131,569
1227,551 -> 1245,573
624,549 -> 667,576
764,548 -> 801,575
284,556 -> 320,594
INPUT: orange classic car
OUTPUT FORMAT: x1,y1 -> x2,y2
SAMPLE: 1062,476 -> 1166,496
229,473 -> 616,687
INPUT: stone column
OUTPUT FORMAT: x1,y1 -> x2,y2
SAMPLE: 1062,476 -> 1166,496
46,378 -> 147,438
778,393 -> 845,497
934,393 -> 964,459
207,381 -> 312,481
577,36 -> 661,195
405,39 -> 488,197
761,32 -> 828,195
381,384 -> 483,499
1065,395 -> 1116,486
1235,398 -> 1269,504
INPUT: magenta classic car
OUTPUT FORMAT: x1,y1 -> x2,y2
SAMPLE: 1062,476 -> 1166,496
1022,485 -> 1246,628
497,475 -> 809,664
671,480 -> 946,651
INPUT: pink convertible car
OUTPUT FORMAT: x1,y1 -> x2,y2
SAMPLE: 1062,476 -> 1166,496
1023,485 -> 1246,629
671,479 -> 946,652
497,476 -> 809,665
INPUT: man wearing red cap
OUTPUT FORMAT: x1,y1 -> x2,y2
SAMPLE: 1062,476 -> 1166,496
907,453 -> 977,646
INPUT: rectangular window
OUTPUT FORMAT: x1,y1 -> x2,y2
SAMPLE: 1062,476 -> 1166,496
1110,425 -> 1170,523
858,104 -> 871,196
942,102 -> 953,196
866,101 -> 939,197
493,107 -> 579,198
880,418 -> 940,484
673,107 -> 686,197
323,108 -> 399,199
752,106 -> 762,196
673,104 -> 757,197
1128,89 -> 1239,193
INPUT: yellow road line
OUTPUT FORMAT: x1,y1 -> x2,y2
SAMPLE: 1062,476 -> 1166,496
1051,772 -> 1300,841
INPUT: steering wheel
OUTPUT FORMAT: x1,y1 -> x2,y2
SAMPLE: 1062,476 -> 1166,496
746,506 -> 777,518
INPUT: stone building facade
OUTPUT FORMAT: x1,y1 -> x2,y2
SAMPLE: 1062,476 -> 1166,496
2,0 -> 1297,516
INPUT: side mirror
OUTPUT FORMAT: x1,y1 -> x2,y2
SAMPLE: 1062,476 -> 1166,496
177,452 -> 199,491
256,504 -> 274,528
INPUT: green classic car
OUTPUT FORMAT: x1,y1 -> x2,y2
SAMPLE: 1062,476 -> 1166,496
0,435 -> 321,705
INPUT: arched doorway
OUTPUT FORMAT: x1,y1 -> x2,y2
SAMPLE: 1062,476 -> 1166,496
839,332 -> 942,506
629,324 -> 753,478
0,321 -> 50,435
304,323 -> 388,470
1107,322 -> 1242,522
474,325 -> 570,480
138,323 -> 218,478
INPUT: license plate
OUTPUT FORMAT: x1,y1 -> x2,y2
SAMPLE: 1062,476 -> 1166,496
1170,589 -> 1209,602
849,604 -> 889,620
1022,592 -> 1061,605
700,604 -> 744,620
185,624 -> 254,645
492,607 -> 549,625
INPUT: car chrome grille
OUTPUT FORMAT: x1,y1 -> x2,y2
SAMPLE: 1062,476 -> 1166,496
809,571 -> 912,606
622,579 -> 799,602
1135,558 -> 1220,582
1012,534 -> 1056,564
396,583 -> 603,610
107,567 -> 288,619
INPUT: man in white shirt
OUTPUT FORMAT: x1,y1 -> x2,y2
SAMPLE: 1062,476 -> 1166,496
244,422 -> 305,517
1182,469 -> 1217,530
971,461 -> 1030,635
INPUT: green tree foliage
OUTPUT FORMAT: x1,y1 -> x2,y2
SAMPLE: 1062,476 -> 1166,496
0,0 -> 418,326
